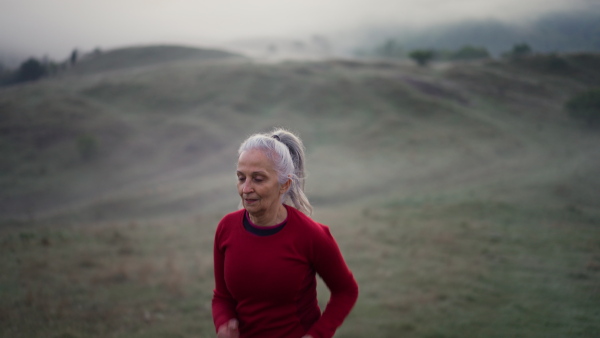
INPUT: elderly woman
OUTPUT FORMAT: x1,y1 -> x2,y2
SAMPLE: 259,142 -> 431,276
212,129 -> 359,338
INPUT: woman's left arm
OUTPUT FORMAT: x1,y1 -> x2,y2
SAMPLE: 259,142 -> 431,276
305,225 -> 359,338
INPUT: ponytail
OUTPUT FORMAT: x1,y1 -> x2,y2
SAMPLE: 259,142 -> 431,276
270,128 -> 312,216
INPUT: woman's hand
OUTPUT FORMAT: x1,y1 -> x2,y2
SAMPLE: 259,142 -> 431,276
217,318 -> 239,338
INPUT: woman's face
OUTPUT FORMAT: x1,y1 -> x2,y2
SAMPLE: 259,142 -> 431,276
237,148 -> 288,217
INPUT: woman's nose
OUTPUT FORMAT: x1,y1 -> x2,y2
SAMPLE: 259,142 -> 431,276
242,181 -> 253,193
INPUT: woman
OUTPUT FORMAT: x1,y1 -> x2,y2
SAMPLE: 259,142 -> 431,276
212,128 -> 359,338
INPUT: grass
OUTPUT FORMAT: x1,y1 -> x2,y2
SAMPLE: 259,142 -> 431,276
1,201 -> 599,337
0,214 -> 220,338
331,201 -> 600,337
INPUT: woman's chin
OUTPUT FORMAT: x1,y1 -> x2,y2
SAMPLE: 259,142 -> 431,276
243,200 -> 260,210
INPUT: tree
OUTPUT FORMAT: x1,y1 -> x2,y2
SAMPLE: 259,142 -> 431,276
16,58 -> 46,83
70,49 -> 78,65
565,88 -> 600,127
505,43 -> 532,58
451,45 -> 490,60
376,39 -> 403,58
0,62 -> 8,85
409,49 -> 434,66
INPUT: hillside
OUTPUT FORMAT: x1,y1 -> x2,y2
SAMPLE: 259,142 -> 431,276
1,46 -> 600,337
1,49 -> 599,223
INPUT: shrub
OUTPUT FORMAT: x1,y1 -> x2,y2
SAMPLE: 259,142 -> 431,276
565,88 -> 600,127
16,58 -> 47,83
451,45 -> 490,61
503,43 -> 532,59
511,43 -> 532,57
409,49 -> 434,66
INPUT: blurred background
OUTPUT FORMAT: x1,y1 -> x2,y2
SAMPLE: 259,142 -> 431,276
1,1 -> 600,337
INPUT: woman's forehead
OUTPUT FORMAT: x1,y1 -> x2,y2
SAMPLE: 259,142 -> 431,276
237,149 -> 276,172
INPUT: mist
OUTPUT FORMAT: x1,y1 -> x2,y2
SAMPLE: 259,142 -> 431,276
1,0 -> 598,60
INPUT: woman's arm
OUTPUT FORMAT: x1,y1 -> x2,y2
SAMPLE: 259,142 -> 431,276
305,225 -> 359,338
212,225 -> 238,333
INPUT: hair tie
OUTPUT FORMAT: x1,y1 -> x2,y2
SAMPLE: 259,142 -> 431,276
272,134 -> 281,142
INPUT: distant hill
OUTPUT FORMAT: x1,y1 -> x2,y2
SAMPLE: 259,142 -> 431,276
68,45 -> 244,74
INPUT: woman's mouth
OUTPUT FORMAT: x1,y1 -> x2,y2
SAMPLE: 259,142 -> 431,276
244,198 -> 258,205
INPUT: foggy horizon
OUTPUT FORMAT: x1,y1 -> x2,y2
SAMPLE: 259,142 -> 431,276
1,0 -> 599,61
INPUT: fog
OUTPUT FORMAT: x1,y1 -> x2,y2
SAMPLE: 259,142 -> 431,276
0,0 -> 598,59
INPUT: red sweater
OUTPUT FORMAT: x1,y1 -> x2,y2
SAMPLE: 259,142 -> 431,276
212,205 -> 359,338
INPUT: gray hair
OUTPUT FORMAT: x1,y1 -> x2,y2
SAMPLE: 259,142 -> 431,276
238,128 -> 312,216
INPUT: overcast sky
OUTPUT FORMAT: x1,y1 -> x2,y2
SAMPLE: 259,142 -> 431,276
0,0 -> 597,59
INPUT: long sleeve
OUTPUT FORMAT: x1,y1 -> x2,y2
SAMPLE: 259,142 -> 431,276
211,221 -> 237,332
306,225 -> 359,338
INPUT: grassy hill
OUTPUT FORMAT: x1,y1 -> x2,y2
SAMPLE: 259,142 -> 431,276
67,45 -> 243,75
1,46 -> 599,337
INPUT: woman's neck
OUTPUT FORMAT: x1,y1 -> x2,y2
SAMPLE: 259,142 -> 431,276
249,204 -> 287,227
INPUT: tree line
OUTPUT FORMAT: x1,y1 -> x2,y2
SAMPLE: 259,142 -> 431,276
371,41 -> 539,66
0,49 -> 99,87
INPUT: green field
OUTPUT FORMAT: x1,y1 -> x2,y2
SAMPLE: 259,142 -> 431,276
1,47 -> 599,337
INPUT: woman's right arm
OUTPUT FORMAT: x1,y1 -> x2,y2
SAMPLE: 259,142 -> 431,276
212,224 -> 238,334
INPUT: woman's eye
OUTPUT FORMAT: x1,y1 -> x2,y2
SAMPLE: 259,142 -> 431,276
237,177 -> 245,182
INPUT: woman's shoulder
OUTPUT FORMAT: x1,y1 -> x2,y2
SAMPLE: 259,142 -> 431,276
217,209 -> 245,230
286,205 -> 331,235
222,208 -> 245,220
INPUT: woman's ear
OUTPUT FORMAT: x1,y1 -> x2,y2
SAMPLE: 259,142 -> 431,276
280,177 -> 292,194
